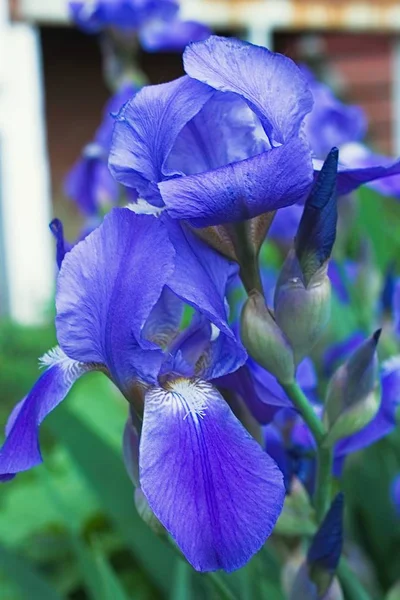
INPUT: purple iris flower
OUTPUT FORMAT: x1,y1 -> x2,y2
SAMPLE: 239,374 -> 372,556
303,66 -> 367,160
109,35 -> 315,225
69,0 -> 178,33
217,356 -> 317,426
261,350 -> 400,485
264,402 -> 320,494
139,17 -> 210,52
0,207 -> 285,572
69,0 -> 210,52
65,83 -> 137,216
304,68 -> 400,197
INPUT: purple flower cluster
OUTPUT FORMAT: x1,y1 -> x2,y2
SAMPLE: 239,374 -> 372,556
2,36 -> 400,574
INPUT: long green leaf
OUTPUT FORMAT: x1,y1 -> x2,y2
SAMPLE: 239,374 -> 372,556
46,405 -> 176,596
0,544 -> 61,600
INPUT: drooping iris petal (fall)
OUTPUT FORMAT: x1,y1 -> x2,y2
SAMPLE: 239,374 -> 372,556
140,379 -> 285,572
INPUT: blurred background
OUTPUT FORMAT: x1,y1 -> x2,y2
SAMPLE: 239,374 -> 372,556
1,0 -> 400,598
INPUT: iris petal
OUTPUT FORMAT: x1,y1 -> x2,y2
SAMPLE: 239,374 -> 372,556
109,76 -> 214,201
0,348 -> 88,478
56,209 -> 175,386
140,379 -> 285,572
183,36 -> 313,144
166,93 -> 270,177
159,137 -> 313,226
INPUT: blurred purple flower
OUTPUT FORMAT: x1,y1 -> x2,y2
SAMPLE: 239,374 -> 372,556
393,279 -> 400,337
139,17 -> 210,52
0,207 -> 285,572
65,83 -> 137,215
69,0 -> 210,52
69,0 -> 178,33
334,355 -> 400,461
391,473 -> 400,516
323,331 -> 367,377
217,356 -> 317,426
304,68 -> 400,198
303,66 -> 367,159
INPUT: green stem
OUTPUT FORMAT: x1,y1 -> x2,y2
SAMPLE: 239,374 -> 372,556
280,381 -> 333,523
338,558 -> 372,600
279,381 -> 326,445
314,446 -> 333,523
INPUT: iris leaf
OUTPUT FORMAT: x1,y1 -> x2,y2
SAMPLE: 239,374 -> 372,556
0,543 -> 62,600
46,403 -> 177,596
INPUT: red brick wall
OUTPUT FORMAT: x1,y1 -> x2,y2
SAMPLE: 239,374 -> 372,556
276,32 -> 394,154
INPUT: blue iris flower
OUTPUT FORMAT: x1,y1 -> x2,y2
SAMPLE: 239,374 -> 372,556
69,0 -> 210,52
304,67 -> 400,199
109,36 -> 400,228
65,83 -> 138,216
109,35 -> 315,225
69,0 -> 179,33
0,207 -> 285,572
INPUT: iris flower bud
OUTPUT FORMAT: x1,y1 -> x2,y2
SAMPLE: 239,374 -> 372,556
324,331 -> 381,447
274,148 -> 338,364
288,494 -> 344,600
241,290 -> 295,384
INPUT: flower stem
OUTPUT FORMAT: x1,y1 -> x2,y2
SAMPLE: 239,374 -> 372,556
279,381 -> 326,445
279,380 -> 332,522
314,445 -> 333,522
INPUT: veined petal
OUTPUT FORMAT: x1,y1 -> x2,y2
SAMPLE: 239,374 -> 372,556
164,221 -> 247,377
165,219 -> 234,335
140,379 -> 285,572
142,286 -> 183,349
165,93 -> 270,177
183,36 -> 313,144
0,347 -> 89,478
159,138 -> 313,225
109,76 -> 214,200
56,208 -> 175,386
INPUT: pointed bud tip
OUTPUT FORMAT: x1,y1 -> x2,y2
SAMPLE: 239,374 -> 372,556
49,218 -> 63,235
308,492 -> 344,574
328,147 -> 339,162
373,328 -> 382,345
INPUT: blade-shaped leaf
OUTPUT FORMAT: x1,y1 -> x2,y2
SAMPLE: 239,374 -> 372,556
46,405 -> 176,595
0,543 -> 61,600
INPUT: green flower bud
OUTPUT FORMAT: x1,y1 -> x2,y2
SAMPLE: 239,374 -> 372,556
324,331 -> 381,447
274,250 -> 331,365
241,290 -> 295,384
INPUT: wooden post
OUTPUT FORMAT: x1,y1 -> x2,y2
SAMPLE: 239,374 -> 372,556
0,1 -> 54,323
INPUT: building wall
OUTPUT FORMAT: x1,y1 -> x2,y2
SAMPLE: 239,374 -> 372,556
276,32 -> 394,154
